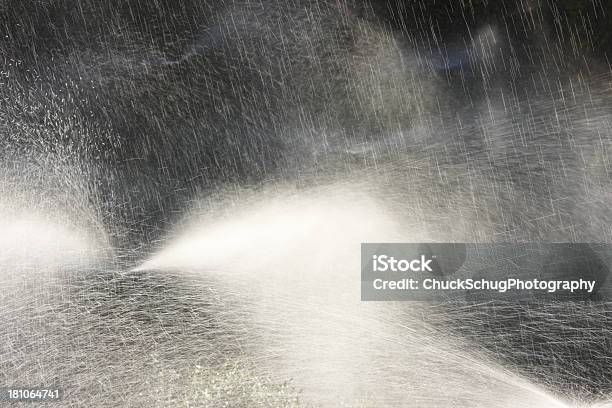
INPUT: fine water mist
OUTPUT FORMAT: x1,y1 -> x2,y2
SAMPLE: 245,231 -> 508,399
135,185 -> 609,407
1,0 -> 612,406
